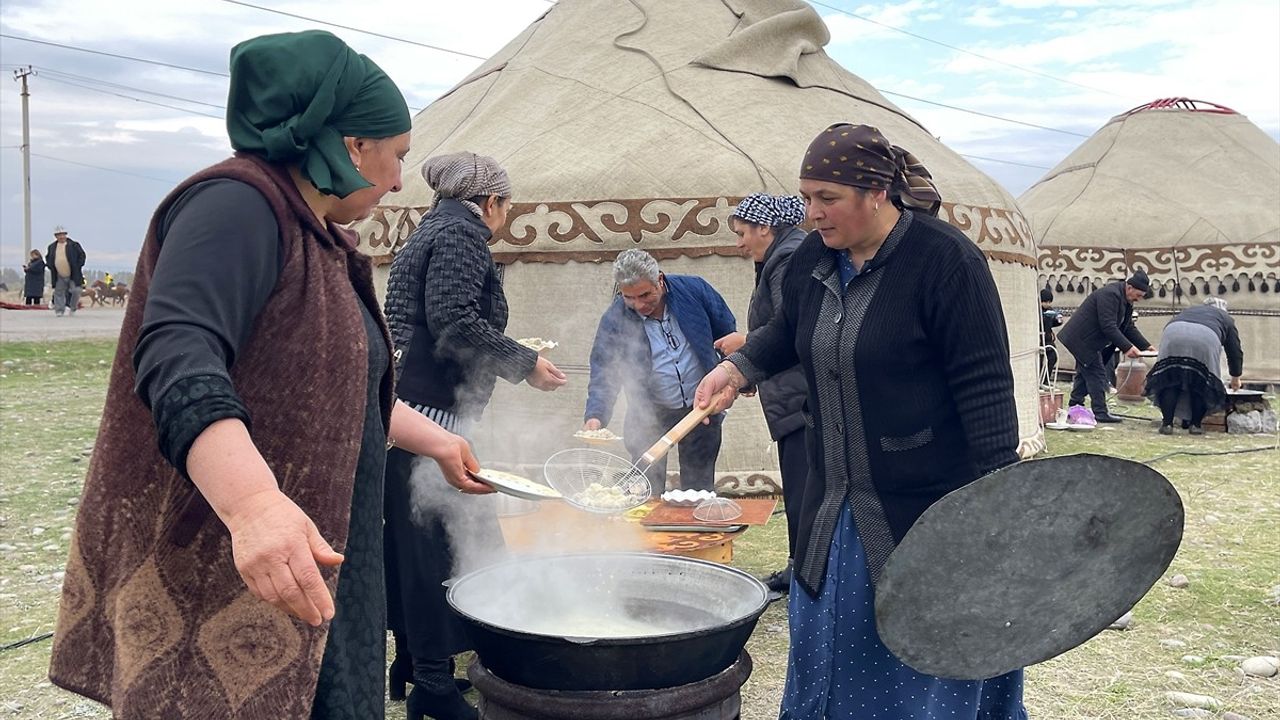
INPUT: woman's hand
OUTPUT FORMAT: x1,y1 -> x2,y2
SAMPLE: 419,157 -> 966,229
185,419 -> 341,626
1230,376 -> 1242,390
695,362 -> 743,415
714,332 -> 747,356
222,488 -> 343,627
583,418 -> 602,431
527,356 -> 568,391
388,401 -> 491,493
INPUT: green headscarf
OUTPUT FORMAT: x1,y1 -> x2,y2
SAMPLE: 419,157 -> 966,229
226,30 -> 411,198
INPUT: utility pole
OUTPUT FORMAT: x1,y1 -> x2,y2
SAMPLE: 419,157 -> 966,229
13,66 -> 35,257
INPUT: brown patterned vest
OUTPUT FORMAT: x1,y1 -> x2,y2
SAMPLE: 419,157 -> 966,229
49,154 -> 393,718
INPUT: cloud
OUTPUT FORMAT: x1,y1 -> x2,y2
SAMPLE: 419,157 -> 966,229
964,6 -> 1032,27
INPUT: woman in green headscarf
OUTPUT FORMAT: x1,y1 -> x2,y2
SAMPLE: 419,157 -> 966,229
50,30 -> 492,720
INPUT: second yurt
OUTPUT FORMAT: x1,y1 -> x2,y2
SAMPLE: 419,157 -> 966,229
1024,98 -> 1280,383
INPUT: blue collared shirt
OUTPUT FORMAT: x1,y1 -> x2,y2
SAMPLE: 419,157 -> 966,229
638,306 -> 702,409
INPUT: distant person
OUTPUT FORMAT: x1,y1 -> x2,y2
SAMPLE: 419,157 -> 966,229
1144,296 -> 1244,435
1039,287 -> 1063,384
584,249 -> 737,493
46,226 -> 86,317
1057,271 -> 1155,423
715,193 -> 809,595
103,272 -> 115,287
22,249 -> 46,306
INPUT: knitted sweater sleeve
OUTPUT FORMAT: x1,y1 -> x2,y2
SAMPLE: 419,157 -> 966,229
420,221 -> 537,384
927,251 -> 1019,475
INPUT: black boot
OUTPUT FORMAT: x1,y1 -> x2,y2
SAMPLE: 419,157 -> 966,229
389,632 -> 412,702
407,658 -> 477,720
762,559 -> 793,593
406,685 -> 478,720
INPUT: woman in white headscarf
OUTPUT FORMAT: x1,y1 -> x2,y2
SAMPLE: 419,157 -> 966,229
1144,296 -> 1245,435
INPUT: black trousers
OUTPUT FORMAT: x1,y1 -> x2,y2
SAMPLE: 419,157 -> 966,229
1069,350 -> 1111,413
24,295 -> 42,305
1156,388 -> 1208,427
776,428 -> 809,560
624,405 -> 723,493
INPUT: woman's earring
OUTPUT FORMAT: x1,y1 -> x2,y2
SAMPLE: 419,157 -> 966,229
874,203 -> 880,216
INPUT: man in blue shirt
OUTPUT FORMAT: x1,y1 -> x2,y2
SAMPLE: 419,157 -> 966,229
584,250 -> 737,493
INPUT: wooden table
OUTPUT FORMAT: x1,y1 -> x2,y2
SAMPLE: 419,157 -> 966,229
498,499 -> 776,565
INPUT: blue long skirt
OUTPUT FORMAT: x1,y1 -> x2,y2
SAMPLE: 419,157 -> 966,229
779,504 -> 1028,720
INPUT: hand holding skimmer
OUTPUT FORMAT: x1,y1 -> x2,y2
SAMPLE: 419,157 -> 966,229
544,387 -> 736,513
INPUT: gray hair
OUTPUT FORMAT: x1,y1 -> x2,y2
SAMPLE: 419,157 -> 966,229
1203,296 -> 1229,312
613,249 -> 661,287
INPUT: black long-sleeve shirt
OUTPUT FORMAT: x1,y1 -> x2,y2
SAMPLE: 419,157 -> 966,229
133,179 -> 281,474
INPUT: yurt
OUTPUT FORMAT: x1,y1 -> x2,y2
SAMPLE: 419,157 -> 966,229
354,0 -> 1046,490
1024,98 -> 1280,383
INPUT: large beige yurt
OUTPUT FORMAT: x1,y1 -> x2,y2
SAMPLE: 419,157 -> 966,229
1024,98 -> 1280,383
354,0 -> 1046,491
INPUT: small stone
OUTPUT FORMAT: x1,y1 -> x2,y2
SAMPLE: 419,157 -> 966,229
1169,574 -> 1190,588
1182,655 -> 1205,664
30,527 -> 45,536
1161,639 -> 1188,649
1241,656 -> 1279,678
52,571 -> 65,581
1204,514 -> 1220,524
1221,654 -> 1246,662
1223,712 -> 1252,720
1165,670 -> 1187,680
0,543 -> 15,552
66,497 -> 79,506
1108,611 -> 1134,630
41,544 -> 58,552
1164,691 -> 1221,710
71,456 -> 81,463
1171,710 -> 1212,719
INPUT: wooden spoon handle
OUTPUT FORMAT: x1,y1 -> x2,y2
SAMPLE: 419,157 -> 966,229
640,386 -> 736,465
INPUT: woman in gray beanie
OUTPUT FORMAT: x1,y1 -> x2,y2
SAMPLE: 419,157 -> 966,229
381,151 -> 566,719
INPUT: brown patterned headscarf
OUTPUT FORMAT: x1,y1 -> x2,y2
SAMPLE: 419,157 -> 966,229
800,123 -> 942,216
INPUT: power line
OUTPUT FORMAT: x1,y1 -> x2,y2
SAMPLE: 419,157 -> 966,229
0,34 -> 229,77
883,89 -> 1090,138
38,67 -> 225,109
959,153 -> 1052,171
29,153 -> 182,185
39,76 -> 224,119
218,0 -> 488,60
809,1 -> 1122,99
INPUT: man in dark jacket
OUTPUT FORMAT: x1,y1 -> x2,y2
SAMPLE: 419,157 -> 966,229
584,249 -> 737,493
47,226 -> 86,316
1040,287 -> 1064,385
716,193 -> 808,594
1057,271 -> 1155,422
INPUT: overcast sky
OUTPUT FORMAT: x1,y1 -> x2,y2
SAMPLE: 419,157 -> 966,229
1,0 -> 1277,271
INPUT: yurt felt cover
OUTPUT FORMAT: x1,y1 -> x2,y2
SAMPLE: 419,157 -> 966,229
1024,99 -> 1280,383
355,0 -> 1046,481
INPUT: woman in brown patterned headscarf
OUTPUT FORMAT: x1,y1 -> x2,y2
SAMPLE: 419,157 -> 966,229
695,123 -> 1026,719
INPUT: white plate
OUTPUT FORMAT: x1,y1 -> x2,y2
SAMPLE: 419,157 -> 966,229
469,468 -> 562,501
1067,424 -> 1096,432
1044,422 -> 1072,431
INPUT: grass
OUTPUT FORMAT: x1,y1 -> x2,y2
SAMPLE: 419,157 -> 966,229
1,338 -> 1276,719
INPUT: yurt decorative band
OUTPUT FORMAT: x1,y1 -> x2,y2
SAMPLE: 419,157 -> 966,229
361,197 -> 1038,268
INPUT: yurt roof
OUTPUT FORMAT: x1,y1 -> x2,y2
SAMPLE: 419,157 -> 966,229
354,0 -> 1035,268
1023,97 -> 1280,288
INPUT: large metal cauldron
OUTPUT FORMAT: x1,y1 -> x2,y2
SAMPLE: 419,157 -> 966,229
446,553 -> 769,691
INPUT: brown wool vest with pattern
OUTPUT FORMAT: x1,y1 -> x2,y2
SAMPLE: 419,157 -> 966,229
49,154 -> 393,719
